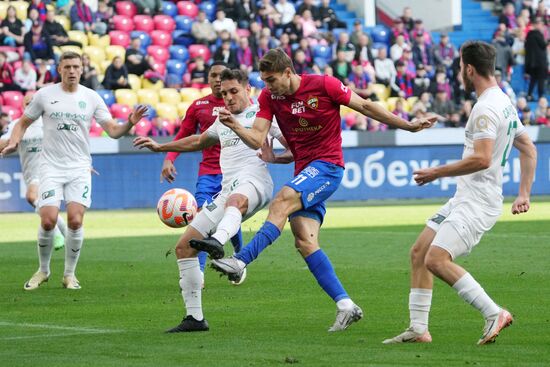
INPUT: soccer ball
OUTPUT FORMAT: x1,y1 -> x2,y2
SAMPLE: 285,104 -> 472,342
156,188 -> 198,228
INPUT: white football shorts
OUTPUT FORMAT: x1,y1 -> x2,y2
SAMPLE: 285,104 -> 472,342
22,153 -> 41,186
38,168 -> 92,208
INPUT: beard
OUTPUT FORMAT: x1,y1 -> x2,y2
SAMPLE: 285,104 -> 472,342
462,70 -> 475,95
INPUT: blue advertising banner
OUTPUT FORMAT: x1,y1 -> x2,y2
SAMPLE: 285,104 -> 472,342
1,144 -> 549,212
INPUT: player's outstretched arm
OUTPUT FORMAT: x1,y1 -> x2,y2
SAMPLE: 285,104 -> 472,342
347,92 -> 437,132
133,132 -> 218,153
511,133 -> 537,214
103,105 -> 149,139
218,108 -> 270,149
414,138 -> 494,186
0,115 -> 33,157
258,136 -> 294,164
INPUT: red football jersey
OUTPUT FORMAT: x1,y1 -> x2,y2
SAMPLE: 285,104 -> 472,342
257,74 -> 351,174
165,94 -> 225,176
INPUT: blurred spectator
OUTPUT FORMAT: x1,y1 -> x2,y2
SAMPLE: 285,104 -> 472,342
103,56 -> 129,90
0,113 -> 10,135
350,113 -> 367,131
56,0 -> 71,16
511,30 -> 526,65
192,11 -> 217,45
410,19 -> 432,46
433,33 -> 457,73
430,90 -> 456,126
257,0 -> 281,29
390,34 -> 408,61
330,50 -> 352,83
36,60 -> 55,89
218,0 -> 246,24
535,96 -> 548,124
430,71 -> 452,100
495,69 -> 516,104
419,91 -> 433,111
237,37 -> 255,73
300,10 -> 318,40
516,96 -> 533,124
70,0 -> 107,35
499,3 -> 518,29
44,9 -> 82,48
296,38 -> 314,65
29,0 -> 48,23
277,33 -> 293,57
393,98 -> 409,121
255,35 -> 272,61
412,32 -> 434,74
0,51 -> 19,92
297,0 -> 321,26
354,33 -> 375,66
525,18 -> 547,100
335,32 -> 356,63
240,0 -> 258,29
96,0 -> 114,33
125,37 -> 152,76
132,0 -> 162,15
213,40 -> 238,69
25,8 -> 41,33
348,64 -> 377,100
294,49 -> 313,75
367,118 -> 388,132
350,20 -> 364,48
213,10 -> 236,36
413,63 -> 431,96
401,48 -> 417,75
374,48 -> 397,87
276,0 -> 296,27
319,0 -> 346,30
24,21 -> 55,64
393,60 -> 414,98
493,30 -> 514,79
458,99 -> 473,127
190,56 -> 208,88
534,1 -> 549,23
281,14 -> 304,44
14,59 -> 37,92
390,18 -> 410,45
80,53 -> 100,90
1,5 -> 25,46
400,6 -> 415,32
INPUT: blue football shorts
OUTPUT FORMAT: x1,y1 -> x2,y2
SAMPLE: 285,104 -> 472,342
195,174 -> 222,208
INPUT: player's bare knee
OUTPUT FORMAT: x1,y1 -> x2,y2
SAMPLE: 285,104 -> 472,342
424,249 -> 447,275
41,219 -> 57,231
410,242 -> 427,266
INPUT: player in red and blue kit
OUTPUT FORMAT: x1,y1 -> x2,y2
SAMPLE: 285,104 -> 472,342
161,62 -> 244,281
203,49 -> 436,331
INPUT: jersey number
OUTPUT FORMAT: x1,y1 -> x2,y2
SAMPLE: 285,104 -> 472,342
291,174 -> 308,185
82,185 -> 89,199
500,120 -> 517,167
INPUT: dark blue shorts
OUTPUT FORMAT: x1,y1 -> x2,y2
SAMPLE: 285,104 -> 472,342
286,160 -> 343,224
195,174 -> 222,207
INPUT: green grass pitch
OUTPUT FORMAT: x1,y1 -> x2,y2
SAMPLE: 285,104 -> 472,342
1,201 -> 549,366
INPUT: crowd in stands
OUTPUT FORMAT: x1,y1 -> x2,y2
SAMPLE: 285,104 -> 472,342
0,0 -> 548,137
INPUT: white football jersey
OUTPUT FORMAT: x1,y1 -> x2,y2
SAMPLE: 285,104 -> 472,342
24,84 -> 112,171
3,117 -> 43,175
455,86 -> 525,212
206,104 -> 282,188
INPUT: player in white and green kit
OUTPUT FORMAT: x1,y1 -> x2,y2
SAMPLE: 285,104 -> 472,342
133,69 -> 291,332
0,94 -> 67,250
383,41 -> 537,345
0,52 -> 148,291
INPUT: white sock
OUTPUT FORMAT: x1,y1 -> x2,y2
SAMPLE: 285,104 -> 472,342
336,298 -> 354,310
409,288 -> 432,333
212,206 -> 242,245
177,258 -> 203,320
64,227 -> 84,277
38,227 -> 54,275
56,215 -> 68,237
453,273 -> 500,320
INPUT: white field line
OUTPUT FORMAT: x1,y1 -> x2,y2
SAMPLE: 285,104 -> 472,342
0,321 -> 122,340
335,231 -> 550,239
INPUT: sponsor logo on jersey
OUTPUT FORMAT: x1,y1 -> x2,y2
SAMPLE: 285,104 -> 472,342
293,124 -> 323,133
271,95 -> 285,100
78,101 -> 86,110
303,166 -> 319,178
50,100 -> 59,105
246,111 -> 256,118
26,147 -> 41,153
306,96 -> 319,110
42,189 -> 55,200
49,112 -> 86,121
298,117 -> 309,127
56,123 -> 79,131
212,106 -> 223,116
291,101 -> 305,115
196,100 -> 210,105
429,213 -> 446,224
306,181 -> 331,202
222,137 -> 240,148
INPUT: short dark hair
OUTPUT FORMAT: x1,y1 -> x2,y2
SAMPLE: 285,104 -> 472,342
59,51 -> 82,63
460,41 -> 496,78
259,48 -> 296,74
210,61 -> 229,68
220,69 -> 248,86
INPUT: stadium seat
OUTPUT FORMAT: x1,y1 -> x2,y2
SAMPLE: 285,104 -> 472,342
177,102 -> 191,116
200,87 -> 212,96
331,28 -> 348,42
147,45 -> 170,63
150,60 -> 166,76
89,120 -> 105,137
371,25 -> 390,44
2,91 -> 24,108
159,118 -> 177,135
0,2 -> 8,19
105,45 -> 126,61
134,119 -> 153,136
128,74 -> 142,90
3,105 -> 22,120
115,1 -> 137,17
169,45 -> 189,62
154,15 -> 176,32
11,1 -> 28,21
166,59 -> 187,77
156,103 -> 179,120
177,1 -> 199,18
151,30 -> 172,48
137,89 -> 160,106
60,45 -> 82,55
248,72 -> 265,89
54,15 -> 70,31
100,60 -> 112,73
109,31 -> 131,48
130,31 -> 151,49
199,1 -> 216,21
113,15 -> 134,32
145,105 -> 157,119
67,31 -> 88,47
161,1 -> 178,17
111,103 -> 132,120
313,45 -> 332,60
159,88 -> 181,104
172,31 -> 194,47
142,78 -> 164,90
236,28 -> 251,38
0,94 -> 3,106
406,96 -> 418,110
180,88 -> 202,102
174,15 -> 193,33
88,34 -> 110,48
188,44 -> 211,62
386,97 -> 398,112
115,89 -> 138,107
371,83 -> 390,101
133,15 -> 154,33
96,89 -> 116,107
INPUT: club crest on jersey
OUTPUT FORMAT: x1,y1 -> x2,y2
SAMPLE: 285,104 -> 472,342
78,101 -> 86,110
306,96 -> 319,110
298,117 -> 309,127
212,106 -> 223,116
246,111 -> 256,118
